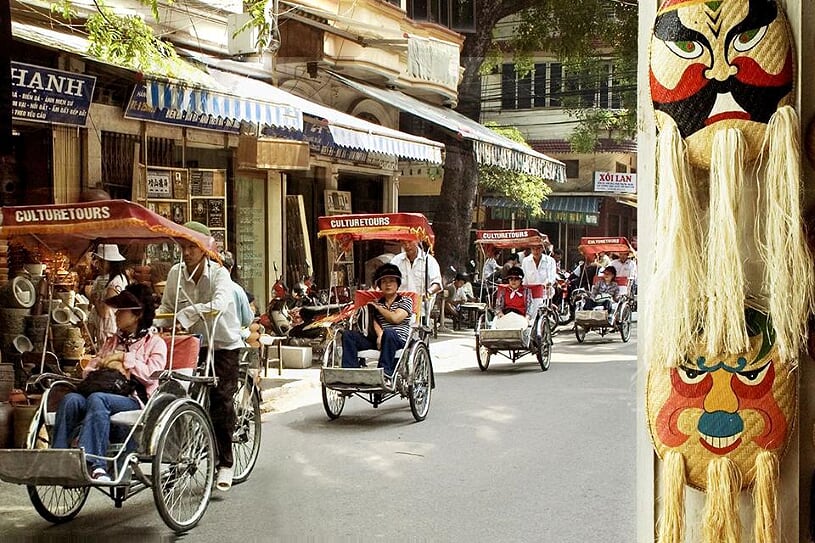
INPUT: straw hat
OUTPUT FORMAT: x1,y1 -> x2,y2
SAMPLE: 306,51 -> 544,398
94,244 -> 125,262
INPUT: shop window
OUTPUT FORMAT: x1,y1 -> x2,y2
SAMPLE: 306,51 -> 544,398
564,160 -> 579,179
101,132 -> 139,199
407,0 -> 476,32
615,162 -> 627,173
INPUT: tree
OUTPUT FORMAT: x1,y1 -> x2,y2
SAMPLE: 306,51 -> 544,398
435,0 -> 637,271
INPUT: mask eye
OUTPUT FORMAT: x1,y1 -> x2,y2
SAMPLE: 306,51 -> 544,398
736,363 -> 770,385
733,26 -> 767,52
665,40 -> 704,59
678,366 -> 707,384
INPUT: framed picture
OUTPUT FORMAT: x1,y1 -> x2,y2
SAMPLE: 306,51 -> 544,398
172,171 -> 187,199
156,202 -> 172,220
146,169 -> 172,198
171,202 -> 186,224
207,199 -> 225,228
324,190 -> 352,215
190,170 -> 203,197
191,200 -> 208,223
212,230 -> 225,251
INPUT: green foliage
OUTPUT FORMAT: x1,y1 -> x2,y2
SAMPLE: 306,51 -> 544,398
239,0 -> 281,53
479,123 -> 552,216
568,108 -> 636,153
86,5 -> 181,75
50,0 -> 76,20
504,0 -> 638,152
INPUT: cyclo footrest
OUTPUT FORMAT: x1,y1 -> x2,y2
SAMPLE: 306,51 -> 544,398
321,367 -> 385,387
0,449 -> 93,486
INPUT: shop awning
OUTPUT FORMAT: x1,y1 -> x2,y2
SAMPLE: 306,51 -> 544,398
482,197 -> 527,208
540,196 -> 602,226
141,79 -> 302,131
209,69 -> 444,164
541,196 -> 602,214
328,72 -> 566,181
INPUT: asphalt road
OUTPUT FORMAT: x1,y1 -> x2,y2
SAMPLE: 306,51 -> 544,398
0,323 -> 638,542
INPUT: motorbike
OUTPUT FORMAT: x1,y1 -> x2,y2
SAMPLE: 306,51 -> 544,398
260,264 -> 350,357
552,270 -> 574,325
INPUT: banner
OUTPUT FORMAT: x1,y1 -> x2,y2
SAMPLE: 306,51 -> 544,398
11,62 -> 96,126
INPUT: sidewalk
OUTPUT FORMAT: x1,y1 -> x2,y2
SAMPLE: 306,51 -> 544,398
258,329 -> 476,416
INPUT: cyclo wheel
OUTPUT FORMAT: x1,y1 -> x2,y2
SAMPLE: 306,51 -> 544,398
619,303 -> 632,343
408,342 -> 432,422
575,324 -> 587,343
475,315 -> 491,371
152,402 -> 216,533
27,393 -> 90,524
320,337 -> 345,420
535,315 -> 552,371
231,373 -> 262,485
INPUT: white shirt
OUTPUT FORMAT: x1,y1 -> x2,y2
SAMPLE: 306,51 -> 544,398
390,249 -> 442,294
521,253 -> 557,290
482,258 -> 498,281
453,282 -> 475,302
610,258 -> 638,280
157,259 -> 243,350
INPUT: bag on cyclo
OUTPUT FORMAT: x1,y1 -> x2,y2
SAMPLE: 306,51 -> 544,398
76,368 -> 135,397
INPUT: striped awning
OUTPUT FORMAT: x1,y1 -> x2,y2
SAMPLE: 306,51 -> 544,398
143,79 -> 302,131
482,197 -> 526,208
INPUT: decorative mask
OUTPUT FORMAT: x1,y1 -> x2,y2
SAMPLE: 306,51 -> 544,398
649,0 -> 794,167
647,307 -> 796,490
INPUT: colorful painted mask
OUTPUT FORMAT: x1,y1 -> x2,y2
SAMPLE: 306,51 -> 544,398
647,308 -> 796,489
649,0 -> 794,167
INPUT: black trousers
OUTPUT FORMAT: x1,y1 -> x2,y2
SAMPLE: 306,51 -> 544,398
199,348 -> 239,468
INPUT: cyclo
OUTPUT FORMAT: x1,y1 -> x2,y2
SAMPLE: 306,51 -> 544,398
0,200 -> 262,532
571,236 -> 635,343
317,213 -> 435,422
473,229 -> 553,372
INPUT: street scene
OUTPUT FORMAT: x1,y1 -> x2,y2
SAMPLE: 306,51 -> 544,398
0,325 -> 638,541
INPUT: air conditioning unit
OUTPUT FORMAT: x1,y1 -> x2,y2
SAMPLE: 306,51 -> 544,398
227,13 -> 258,56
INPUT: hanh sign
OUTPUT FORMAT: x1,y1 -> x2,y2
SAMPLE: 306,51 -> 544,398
11,62 -> 96,126
593,172 -> 637,193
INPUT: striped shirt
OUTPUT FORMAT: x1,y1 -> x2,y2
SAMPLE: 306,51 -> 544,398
374,294 -> 413,343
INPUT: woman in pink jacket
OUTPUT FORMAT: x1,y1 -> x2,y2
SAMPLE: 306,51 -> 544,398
53,283 -> 167,482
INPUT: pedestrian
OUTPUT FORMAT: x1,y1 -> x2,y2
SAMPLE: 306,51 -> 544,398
155,221 -> 243,492
88,244 -> 131,345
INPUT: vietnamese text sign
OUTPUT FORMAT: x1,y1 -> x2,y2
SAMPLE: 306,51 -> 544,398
146,170 -> 172,198
593,172 -> 637,193
125,83 -> 242,133
11,62 -> 96,126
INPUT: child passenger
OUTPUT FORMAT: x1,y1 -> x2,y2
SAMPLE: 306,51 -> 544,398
494,267 -> 533,320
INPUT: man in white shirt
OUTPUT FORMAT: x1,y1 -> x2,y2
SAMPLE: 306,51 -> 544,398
609,252 -> 638,281
390,239 -> 442,324
481,249 -> 499,282
521,244 -> 557,314
156,221 -> 243,492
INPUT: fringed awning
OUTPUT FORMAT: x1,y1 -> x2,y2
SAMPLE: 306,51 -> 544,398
328,72 -> 566,181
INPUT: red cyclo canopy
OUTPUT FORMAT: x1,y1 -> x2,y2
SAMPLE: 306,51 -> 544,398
0,200 -> 219,261
475,229 -> 549,250
577,237 -> 635,257
317,213 -> 435,251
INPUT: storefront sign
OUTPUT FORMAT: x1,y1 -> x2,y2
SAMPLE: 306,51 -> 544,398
593,172 -> 637,193
11,62 -> 96,126
125,83 -> 242,133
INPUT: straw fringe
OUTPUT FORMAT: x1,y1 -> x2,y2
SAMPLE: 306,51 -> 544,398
658,451 -> 686,543
704,129 -> 749,356
702,457 -> 742,543
752,451 -> 779,543
648,121 -> 704,367
757,106 -> 815,364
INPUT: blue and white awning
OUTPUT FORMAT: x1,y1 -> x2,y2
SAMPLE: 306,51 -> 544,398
143,79 -> 302,131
